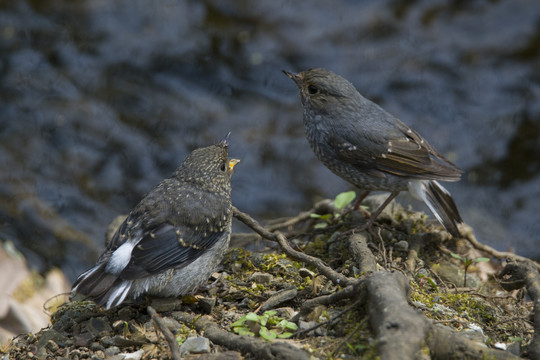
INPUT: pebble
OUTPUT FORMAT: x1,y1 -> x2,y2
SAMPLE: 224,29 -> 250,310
249,272 -> 273,284
104,346 -> 120,357
120,349 -> 145,360
179,336 -> 211,355
394,240 -> 409,252
260,287 -> 298,312
197,296 -> 217,314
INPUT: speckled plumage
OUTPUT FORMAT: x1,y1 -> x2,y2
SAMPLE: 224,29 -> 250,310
285,68 -> 463,236
72,137 -> 240,309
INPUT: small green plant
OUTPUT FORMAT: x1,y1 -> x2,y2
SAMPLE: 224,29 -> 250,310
310,191 -> 356,229
231,310 -> 298,340
416,273 -> 439,292
346,342 -> 368,356
450,253 -> 490,287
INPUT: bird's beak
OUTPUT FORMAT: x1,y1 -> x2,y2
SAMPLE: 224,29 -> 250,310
221,132 -> 232,147
282,70 -> 300,85
228,158 -> 241,171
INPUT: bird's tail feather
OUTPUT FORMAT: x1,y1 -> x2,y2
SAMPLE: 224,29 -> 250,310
409,180 -> 463,237
72,263 -> 133,309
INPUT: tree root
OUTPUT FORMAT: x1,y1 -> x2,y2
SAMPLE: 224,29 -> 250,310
233,206 -> 353,286
498,259 -> 540,358
232,206 -> 530,359
462,224 -> 540,272
147,306 -> 181,360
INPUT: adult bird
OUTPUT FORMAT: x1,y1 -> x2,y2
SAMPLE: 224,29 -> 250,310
284,68 -> 463,236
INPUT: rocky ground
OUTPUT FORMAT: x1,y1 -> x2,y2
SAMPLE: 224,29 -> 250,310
1,195 -> 539,359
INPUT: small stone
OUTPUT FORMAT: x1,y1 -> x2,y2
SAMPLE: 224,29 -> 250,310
394,240 -> 409,252
101,335 -> 145,347
273,307 -> 296,319
104,346 -> 120,357
89,342 -> 105,352
91,350 -> 105,360
150,297 -> 184,312
197,297 -> 216,314
298,268 -> 315,278
461,323 -> 487,344
45,340 -> 59,352
298,320 -> 327,337
117,306 -> 138,321
35,329 -> 68,350
260,287 -> 298,312
306,305 -> 326,322
74,332 -> 95,347
120,349 -> 145,360
179,336 -> 211,355
249,272 -> 273,284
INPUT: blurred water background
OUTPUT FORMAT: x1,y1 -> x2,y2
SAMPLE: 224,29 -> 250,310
1,0 -> 539,281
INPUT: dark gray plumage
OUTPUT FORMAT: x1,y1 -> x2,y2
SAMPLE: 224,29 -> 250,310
72,136 -> 240,309
284,68 -> 463,236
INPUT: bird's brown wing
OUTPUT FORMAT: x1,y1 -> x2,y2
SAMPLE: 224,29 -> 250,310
328,124 -> 462,181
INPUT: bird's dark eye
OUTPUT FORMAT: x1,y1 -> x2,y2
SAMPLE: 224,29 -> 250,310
307,85 -> 319,95
220,163 -> 227,172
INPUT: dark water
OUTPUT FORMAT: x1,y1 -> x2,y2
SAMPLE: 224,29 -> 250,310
1,0 -> 539,280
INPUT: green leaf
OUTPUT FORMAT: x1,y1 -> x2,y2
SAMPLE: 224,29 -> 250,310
450,253 -> 463,260
259,327 -> 277,340
277,332 -> 294,339
278,319 -> 298,330
263,310 -> 277,316
235,327 -> 255,336
310,214 -> 332,221
425,277 -> 439,292
334,191 -> 356,210
473,257 -> 490,263
231,315 -> 247,327
314,222 -> 328,229
245,312 -> 259,322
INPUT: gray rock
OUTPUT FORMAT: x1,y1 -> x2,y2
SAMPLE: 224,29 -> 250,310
35,329 -> 68,350
179,336 -> 211,355
260,287 -> 298,312
249,272 -> 273,284
394,240 -> 409,252
197,296 -> 217,314
104,346 -> 121,357
120,349 -> 145,360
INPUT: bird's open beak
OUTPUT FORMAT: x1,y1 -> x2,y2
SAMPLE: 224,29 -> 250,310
282,70 -> 300,84
228,158 -> 241,171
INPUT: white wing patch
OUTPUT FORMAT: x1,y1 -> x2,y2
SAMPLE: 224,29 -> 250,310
105,241 -> 136,274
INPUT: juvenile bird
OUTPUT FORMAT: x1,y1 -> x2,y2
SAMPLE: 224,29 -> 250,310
284,68 -> 463,236
72,135 -> 240,309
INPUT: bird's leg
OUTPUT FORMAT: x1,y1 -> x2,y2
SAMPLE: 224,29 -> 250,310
358,191 -> 399,233
351,190 -> 371,218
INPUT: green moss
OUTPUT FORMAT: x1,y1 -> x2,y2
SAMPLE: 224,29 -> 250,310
410,281 -> 497,325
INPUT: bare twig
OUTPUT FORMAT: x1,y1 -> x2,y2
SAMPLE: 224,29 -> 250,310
294,298 -> 363,338
147,306 -> 181,360
233,206 -> 353,287
292,280 -> 364,322
462,224 -> 540,271
265,210 -> 313,231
